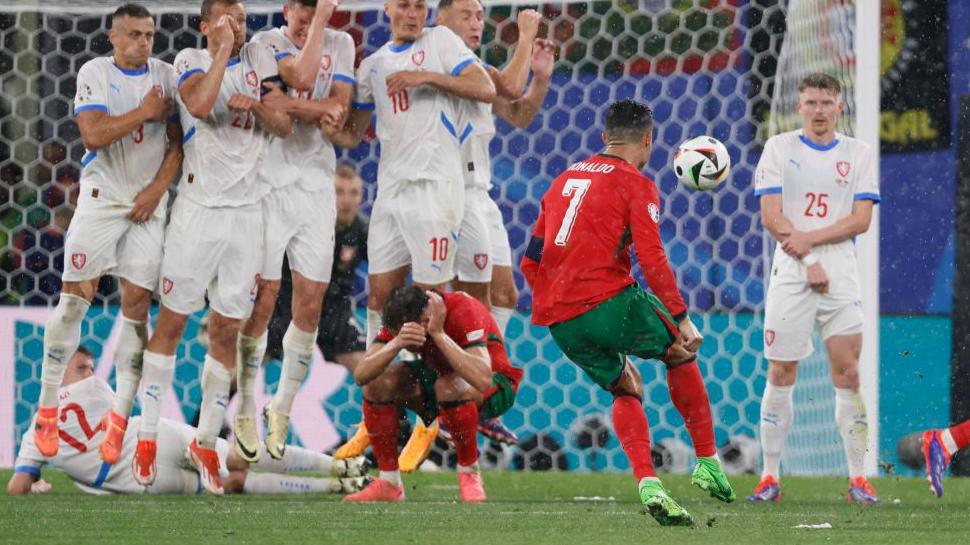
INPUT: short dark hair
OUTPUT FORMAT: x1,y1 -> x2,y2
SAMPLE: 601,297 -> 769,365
288,0 -> 318,7
201,0 -> 242,21
75,345 -> 94,359
437,0 -> 482,10
604,99 -> 654,144
382,286 -> 430,332
798,73 -> 842,96
112,3 -> 153,24
335,163 -> 360,181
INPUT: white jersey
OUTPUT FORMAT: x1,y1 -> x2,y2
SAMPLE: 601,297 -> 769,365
755,129 -> 880,276
252,27 -> 355,192
174,44 -> 279,207
354,26 -> 478,194
459,90 -> 496,190
73,57 -> 178,219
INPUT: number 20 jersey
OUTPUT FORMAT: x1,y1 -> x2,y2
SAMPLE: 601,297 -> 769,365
754,130 -> 880,278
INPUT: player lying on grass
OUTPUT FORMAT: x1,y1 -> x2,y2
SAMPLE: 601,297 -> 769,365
521,99 -> 735,526
9,347 -> 368,496
895,419 -> 970,498
344,286 -> 523,503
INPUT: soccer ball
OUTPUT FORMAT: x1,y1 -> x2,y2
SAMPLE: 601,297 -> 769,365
673,135 -> 731,191
718,434 -> 760,475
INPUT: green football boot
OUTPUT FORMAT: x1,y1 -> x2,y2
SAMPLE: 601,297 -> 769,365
691,456 -> 736,503
638,478 -> 694,527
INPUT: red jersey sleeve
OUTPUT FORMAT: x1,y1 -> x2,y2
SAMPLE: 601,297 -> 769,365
629,176 -> 688,321
520,201 -> 546,288
374,326 -> 393,344
446,297 -> 492,349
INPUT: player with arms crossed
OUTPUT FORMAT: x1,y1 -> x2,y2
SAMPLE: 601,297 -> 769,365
343,286 -> 523,503
133,0 -> 292,495
10,348 -> 368,496
32,3 -> 182,463
233,0 -> 356,463
749,73 -> 880,504
521,100 -> 735,526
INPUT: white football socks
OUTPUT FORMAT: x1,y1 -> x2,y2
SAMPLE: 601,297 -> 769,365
39,293 -> 89,407
138,350 -> 176,439
834,387 -> 869,478
759,382 -> 793,479
271,324 -> 315,416
236,333 -> 267,416
380,470 -> 402,488
196,355 -> 232,449
490,306 -> 514,336
251,443 -> 333,474
366,308 -> 382,348
242,472 -> 340,494
111,315 -> 148,418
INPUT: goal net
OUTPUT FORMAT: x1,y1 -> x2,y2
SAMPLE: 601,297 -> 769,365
0,0 -> 875,476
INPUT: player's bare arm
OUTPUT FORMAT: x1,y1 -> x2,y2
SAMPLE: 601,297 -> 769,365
353,323 -> 425,386
76,88 -> 170,150
180,15 -> 235,119
386,61 -> 496,103
425,292 -> 493,393
6,471 -> 34,496
326,107 -> 372,148
127,120 -> 184,223
283,81 -> 352,127
245,83 -> 294,137
761,192 -> 828,290
277,0 -> 338,91
488,9 -> 540,99
781,199 -> 874,257
493,38 -> 555,128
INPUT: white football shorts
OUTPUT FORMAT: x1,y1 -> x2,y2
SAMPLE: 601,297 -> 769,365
368,179 -> 464,285
61,192 -> 164,290
159,196 -> 264,320
763,257 -> 863,361
260,183 -> 336,283
455,188 -> 513,283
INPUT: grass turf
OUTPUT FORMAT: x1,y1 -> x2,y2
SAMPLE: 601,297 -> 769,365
0,469 -> 967,544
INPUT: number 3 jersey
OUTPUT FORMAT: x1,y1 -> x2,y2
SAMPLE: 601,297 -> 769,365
73,57 -> 178,219
174,44 -> 280,207
521,154 -> 687,326
353,26 -> 478,195
754,130 -> 880,277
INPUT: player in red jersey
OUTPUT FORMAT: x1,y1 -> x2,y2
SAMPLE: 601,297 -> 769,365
521,99 -> 734,525
343,286 -> 522,503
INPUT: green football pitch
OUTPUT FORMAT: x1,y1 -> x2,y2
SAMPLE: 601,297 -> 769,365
1,470 -> 966,544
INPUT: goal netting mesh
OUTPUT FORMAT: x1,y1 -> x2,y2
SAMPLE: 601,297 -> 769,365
0,0 -> 861,475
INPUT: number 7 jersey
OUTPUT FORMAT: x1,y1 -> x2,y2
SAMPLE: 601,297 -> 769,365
521,154 -> 687,326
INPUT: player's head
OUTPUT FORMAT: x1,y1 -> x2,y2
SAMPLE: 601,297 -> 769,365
385,0 -> 429,43
283,0 -> 319,49
200,0 -> 247,54
602,99 -> 654,168
435,0 -> 484,50
796,73 -> 844,138
61,346 -> 96,387
382,285 -> 431,342
108,4 -> 156,68
335,163 -> 363,225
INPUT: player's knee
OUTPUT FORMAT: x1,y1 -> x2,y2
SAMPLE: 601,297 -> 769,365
434,374 -> 480,403
609,363 -> 643,399
767,361 -> 798,386
362,371 -> 402,401
291,298 -> 323,331
491,283 -> 518,309
832,363 -> 860,388
207,314 -> 241,354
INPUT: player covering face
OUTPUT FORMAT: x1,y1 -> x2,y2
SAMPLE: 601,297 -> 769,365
33,3 -> 183,466
521,100 -> 736,526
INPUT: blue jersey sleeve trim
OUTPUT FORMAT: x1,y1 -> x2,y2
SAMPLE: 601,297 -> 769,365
458,123 -> 474,144
440,112 -> 458,139
352,102 -> 375,111
451,58 -> 476,76
182,126 -> 197,144
274,51 -> 294,61
332,74 -> 356,86
80,150 -> 98,167
14,465 -> 41,477
178,68 -> 205,88
74,104 -> 108,114
92,461 -> 112,488
854,192 -> 881,203
754,186 -> 783,196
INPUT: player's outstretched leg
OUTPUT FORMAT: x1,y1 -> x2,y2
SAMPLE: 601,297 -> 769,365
35,292 -> 91,457
345,400 -> 405,502
666,359 -> 735,502
922,420 -> 970,498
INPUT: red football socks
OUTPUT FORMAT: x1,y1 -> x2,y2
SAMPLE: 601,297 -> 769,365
667,360 -> 717,458
363,400 -> 400,471
949,419 -> 970,450
612,395 -> 656,480
439,400 -> 480,467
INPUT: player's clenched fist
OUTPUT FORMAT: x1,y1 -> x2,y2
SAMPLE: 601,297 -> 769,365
677,317 -> 703,353
140,87 -> 171,123
227,93 -> 259,112
260,82 -> 290,111
385,71 -> 427,97
516,9 -> 542,42
531,38 -> 556,77
805,262 -> 829,294
315,0 -> 339,23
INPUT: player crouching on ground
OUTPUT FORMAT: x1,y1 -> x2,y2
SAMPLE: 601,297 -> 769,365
8,348 -> 368,496
344,286 -> 523,503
